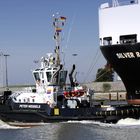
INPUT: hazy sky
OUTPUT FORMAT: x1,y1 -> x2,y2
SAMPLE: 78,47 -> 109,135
0,0 -> 112,86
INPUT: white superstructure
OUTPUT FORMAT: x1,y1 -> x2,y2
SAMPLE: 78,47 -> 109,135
9,15 -> 68,107
99,0 -> 140,46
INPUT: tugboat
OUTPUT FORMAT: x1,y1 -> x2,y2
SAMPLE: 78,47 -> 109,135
99,0 -> 140,105
0,13 -> 140,125
0,14 -> 95,123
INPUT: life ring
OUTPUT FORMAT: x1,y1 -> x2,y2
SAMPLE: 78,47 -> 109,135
64,89 -> 84,97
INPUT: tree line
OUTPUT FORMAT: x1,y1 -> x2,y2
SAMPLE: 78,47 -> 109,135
95,63 -> 114,82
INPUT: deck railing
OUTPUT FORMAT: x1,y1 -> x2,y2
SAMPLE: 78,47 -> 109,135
113,0 -> 138,7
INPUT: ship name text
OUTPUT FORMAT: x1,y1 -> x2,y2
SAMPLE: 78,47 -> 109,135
116,52 -> 140,59
19,104 -> 41,109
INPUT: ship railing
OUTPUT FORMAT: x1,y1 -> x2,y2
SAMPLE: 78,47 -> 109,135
100,0 -> 138,9
113,0 -> 138,7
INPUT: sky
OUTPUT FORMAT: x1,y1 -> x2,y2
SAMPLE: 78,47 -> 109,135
0,0 -> 112,86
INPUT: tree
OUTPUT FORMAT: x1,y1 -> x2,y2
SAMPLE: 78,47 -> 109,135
102,83 -> 111,92
95,65 -> 114,82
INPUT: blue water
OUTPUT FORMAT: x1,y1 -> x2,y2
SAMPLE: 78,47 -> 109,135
0,119 -> 140,140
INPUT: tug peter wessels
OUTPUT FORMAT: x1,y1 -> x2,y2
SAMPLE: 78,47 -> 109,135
99,0 -> 140,105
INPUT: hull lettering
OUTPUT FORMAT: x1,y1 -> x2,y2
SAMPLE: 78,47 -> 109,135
19,104 -> 41,109
116,52 -> 140,59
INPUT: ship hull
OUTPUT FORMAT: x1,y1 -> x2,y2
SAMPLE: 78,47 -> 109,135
1,103 -> 140,124
100,43 -> 140,104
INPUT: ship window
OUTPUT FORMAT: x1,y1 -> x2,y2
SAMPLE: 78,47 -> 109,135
27,98 -> 30,103
58,70 -> 67,85
33,72 -> 40,81
120,34 -> 137,44
46,72 -> 52,82
103,37 -> 112,45
130,0 -> 135,4
41,72 -> 44,79
32,99 -> 35,102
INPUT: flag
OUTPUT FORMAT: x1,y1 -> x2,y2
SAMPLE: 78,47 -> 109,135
54,35 -> 56,39
60,16 -> 66,21
47,89 -> 52,94
53,22 -> 56,26
62,22 -> 65,26
56,28 -> 62,32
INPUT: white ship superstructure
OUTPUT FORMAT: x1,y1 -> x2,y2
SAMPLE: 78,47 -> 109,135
99,0 -> 140,46
99,0 -> 140,105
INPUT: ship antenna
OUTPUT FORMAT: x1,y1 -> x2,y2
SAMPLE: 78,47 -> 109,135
52,13 -> 66,66
112,0 -> 119,7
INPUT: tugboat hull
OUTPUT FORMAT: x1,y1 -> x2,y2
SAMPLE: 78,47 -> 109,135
0,104 -> 140,124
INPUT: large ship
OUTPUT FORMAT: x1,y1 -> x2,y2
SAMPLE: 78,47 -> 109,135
99,0 -> 140,105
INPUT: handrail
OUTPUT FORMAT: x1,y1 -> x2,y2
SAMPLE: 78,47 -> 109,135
116,0 -> 138,7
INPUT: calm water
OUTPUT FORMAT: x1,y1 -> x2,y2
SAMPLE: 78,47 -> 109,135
0,118 -> 140,140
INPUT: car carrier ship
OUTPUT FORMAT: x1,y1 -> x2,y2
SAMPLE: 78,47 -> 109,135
99,0 -> 140,105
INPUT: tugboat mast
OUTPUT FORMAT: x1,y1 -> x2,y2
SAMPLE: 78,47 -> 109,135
52,13 -> 66,66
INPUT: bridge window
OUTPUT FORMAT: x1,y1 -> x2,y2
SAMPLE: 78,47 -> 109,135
58,70 -> 67,85
27,98 -> 30,103
41,72 -> 44,79
46,72 -> 52,82
103,37 -> 112,45
120,34 -> 137,44
33,72 -> 40,81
